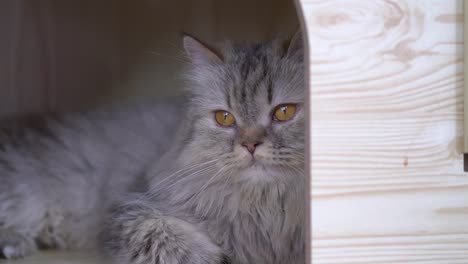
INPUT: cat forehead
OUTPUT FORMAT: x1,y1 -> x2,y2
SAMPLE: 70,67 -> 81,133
225,47 -> 303,105
224,42 -> 280,66
188,40 -> 304,115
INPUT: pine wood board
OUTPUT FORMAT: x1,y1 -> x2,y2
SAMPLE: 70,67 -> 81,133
297,0 -> 468,263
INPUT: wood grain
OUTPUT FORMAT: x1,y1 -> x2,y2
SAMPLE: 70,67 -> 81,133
297,0 -> 468,263
0,0 -> 298,118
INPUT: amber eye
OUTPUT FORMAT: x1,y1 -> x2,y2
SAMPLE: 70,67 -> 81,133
273,104 -> 297,121
215,110 -> 236,126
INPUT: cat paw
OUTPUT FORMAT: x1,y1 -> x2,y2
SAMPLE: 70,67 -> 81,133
2,245 -> 26,259
112,216 -> 224,264
0,230 -> 36,259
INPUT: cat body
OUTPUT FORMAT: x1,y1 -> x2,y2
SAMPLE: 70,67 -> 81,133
0,101 -> 182,257
104,33 -> 306,264
0,32 -> 306,264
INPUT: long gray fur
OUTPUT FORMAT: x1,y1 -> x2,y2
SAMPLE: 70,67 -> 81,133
0,32 -> 305,264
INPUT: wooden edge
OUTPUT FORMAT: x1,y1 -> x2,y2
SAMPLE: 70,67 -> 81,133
292,1 -> 312,263
465,153 -> 468,171
464,0 -> 468,171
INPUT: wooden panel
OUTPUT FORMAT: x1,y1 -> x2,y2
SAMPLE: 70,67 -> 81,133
0,0 -> 120,117
464,0 -> 468,159
0,0 -> 298,117
297,0 -> 468,263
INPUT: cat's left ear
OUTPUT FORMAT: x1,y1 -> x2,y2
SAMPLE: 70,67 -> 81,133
182,34 -> 223,66
286,29 -> 303,56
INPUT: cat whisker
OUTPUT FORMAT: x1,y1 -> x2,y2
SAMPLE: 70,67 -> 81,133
161,164 -> 218,191
189,165 -> 229,214
142,171 -> 214,202
155,159 -> 219,185
141,159 -> 220,199
216,168 -> 235,219
285,164 -> 305,177
148,164 -> 220,203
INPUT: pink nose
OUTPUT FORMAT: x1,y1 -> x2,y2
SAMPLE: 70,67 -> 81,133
241,141 -> 262,154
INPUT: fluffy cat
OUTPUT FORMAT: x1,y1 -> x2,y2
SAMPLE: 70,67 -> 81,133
103,32 -> 306,264
0,100 -> 182,258
0,31 -> 306,264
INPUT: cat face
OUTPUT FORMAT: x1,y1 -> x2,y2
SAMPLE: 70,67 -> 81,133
182,33 -> 305,184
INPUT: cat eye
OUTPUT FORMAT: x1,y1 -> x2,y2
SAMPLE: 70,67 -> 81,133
273,104 -> 297,121
215,110 -> 236,126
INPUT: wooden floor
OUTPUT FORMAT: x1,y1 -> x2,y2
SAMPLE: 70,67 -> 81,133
0,251 -> 106,264
298,0 -> 468,263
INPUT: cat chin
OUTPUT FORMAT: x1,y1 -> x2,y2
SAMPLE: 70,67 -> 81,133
229,149 -> 286,184
238,162 -> 283,184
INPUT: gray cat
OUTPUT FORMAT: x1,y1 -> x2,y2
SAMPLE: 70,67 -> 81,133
0,100 -> 183,258
0,31 -> 305,264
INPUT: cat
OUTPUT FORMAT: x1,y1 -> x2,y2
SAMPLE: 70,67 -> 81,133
0,99 -> 183,258
0,31 -> 306,264
102,32 -> 306,264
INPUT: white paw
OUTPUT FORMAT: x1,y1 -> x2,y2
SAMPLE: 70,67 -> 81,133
2,245 -> 23,259
0,230 -> 36,259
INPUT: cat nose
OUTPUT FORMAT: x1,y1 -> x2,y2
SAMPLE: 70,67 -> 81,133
241,141 -> 263,154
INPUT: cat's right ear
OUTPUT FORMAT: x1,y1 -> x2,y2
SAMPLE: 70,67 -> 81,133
286,28 -> 303,57
182,34 -> 223,66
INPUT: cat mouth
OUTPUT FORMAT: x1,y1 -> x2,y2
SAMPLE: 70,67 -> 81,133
249,158 -> 266,169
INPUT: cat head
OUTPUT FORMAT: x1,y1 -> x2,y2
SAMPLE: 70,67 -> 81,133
181,31 -> 305,184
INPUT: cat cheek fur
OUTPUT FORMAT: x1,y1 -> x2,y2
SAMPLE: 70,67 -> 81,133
190,117 -> 236,157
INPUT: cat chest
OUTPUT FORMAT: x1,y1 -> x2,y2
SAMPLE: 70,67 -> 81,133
210,207 -> 293,263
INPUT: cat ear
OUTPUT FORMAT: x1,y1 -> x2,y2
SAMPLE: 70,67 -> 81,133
182,34 -> 223,66
286,29 -> 303,56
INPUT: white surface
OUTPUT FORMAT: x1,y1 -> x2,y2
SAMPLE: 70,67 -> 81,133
0,251 -> 107,264
297,0 -> 468,263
